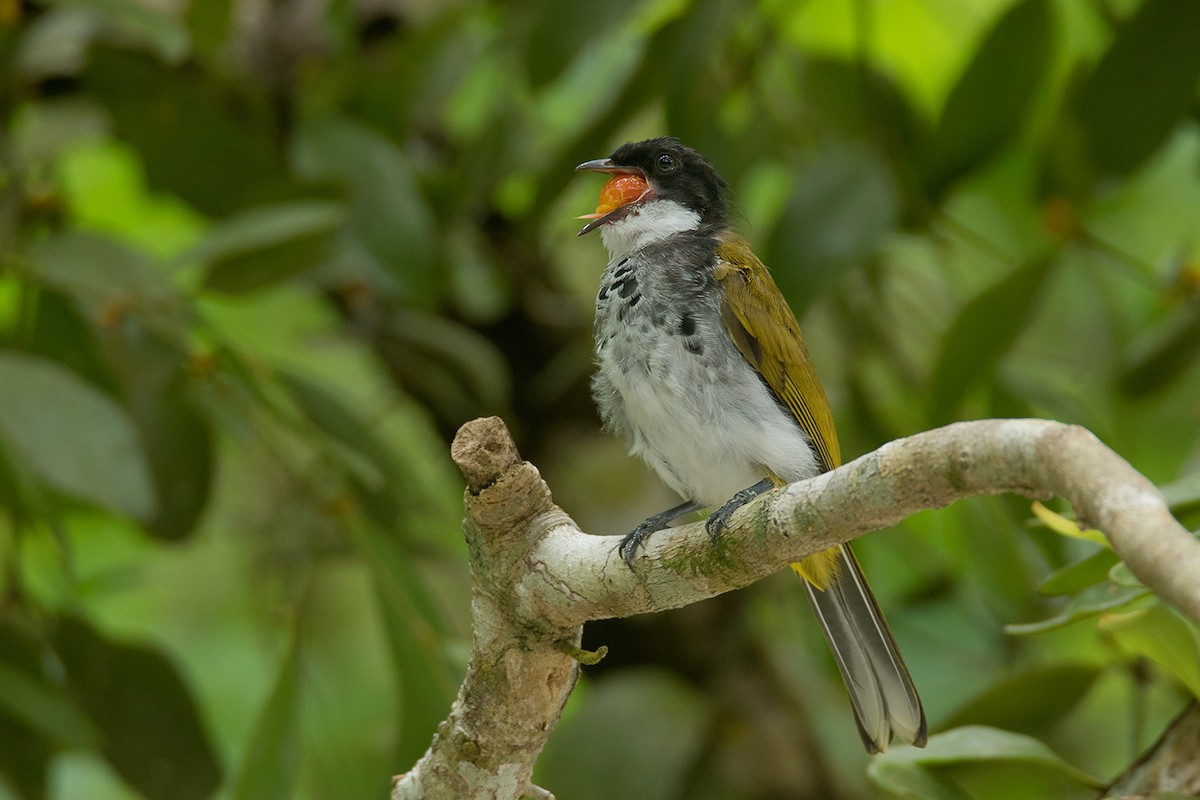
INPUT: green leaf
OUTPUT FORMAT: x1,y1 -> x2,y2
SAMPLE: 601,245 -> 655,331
871,725 -> 1100,786
54,616 -> 221,800
921,0 -> 1054,196
1030,501 -> 1108,546
535,670 -> 711,800
1100,606 -> 1200,699
0,660 -> 100,749
1117,302 -> 1200,397
928,255 -> 1054,425
1038,548 -> 1119,596
384,309 -> 512,425
137,377 -> 215,541
280,371 -> 417,532
45,0 -> 190,63
23,289 -> 117,396
661,0 -> 743,156
84,47 -> 286,217
292,117 -> 437,304
1072,0 -> 1200,176
27,230 -> 180,323
190,201 -> 345,293
867,760 -> 974,800
0,352 -> 156,520
0,615 -> 101,753
1005,582 -> 1152,635
940,663 -> 1101,735
0,618 -> 56,799
524,0 -> 640,87
349,518 -> 456,766
184,0 -> 233,58
763,144 -> 900,312
231,637 -> 302,800
1160,471 -> 1200,518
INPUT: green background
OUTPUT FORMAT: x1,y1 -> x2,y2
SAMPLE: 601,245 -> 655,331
1,0 -> 1199,798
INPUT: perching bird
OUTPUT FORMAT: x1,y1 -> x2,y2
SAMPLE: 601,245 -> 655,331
576,137 -> 926,753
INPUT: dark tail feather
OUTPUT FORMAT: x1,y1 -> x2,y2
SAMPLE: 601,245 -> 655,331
803,544 -> 926,753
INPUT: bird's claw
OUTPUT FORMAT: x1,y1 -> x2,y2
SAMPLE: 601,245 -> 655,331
705,484 -> 762,541
617,515 -> 670,570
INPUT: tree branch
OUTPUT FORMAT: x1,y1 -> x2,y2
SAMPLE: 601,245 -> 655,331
391,417 -> 1200,800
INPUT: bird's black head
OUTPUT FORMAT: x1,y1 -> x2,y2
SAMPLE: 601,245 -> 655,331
575,137 -> 728,235
610,138 -> 728,223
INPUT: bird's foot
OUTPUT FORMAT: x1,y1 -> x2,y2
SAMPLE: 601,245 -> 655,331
705,478 -> 774,541
618,514 -> 673,570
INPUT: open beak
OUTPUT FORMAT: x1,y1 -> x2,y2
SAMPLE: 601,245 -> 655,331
575,159 -> 652,236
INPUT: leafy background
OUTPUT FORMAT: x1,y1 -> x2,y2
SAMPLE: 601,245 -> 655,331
1,0 -> 1199,798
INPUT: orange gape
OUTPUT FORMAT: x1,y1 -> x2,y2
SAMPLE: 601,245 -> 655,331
593,173 -> 649,215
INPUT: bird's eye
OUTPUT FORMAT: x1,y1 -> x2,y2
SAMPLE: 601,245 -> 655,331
655,152 -> 677,174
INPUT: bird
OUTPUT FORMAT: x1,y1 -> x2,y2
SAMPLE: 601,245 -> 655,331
575,136 -> 926,753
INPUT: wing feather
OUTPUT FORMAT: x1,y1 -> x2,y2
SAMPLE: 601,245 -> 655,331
714,235 -> 841,472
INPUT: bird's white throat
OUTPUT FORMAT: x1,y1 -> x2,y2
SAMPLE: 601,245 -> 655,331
599,199 -> 701,261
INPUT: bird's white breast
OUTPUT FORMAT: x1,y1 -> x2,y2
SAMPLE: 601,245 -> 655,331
592,213 -> 820,507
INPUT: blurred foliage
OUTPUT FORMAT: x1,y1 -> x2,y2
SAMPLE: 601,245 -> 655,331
0,0 -> 1199,798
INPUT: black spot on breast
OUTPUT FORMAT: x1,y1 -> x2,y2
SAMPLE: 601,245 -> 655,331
617,274 -> 639,298
627,292 -> 641,307
684,340 -> 704,355
598,284 -> 609,300
678,313 -> 696,336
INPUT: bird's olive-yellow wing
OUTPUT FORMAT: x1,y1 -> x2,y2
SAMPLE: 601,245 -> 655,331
714,235 -> 841,473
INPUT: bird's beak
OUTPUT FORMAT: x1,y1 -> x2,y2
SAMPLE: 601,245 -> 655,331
574,158 -> 627,174
574,159 -> 652,236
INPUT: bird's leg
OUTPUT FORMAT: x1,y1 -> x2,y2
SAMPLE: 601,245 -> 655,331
618,498 -> 702,570
705,478 -> 774,541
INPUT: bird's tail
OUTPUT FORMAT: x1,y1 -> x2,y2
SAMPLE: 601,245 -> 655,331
794,545 -> 927,753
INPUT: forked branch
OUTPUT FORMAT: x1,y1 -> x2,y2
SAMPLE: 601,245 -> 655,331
391,417 -> 1200,800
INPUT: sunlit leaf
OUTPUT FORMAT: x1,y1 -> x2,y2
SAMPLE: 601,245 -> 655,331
1030,501 -> 1108,546
928,255 -> 1055,425
0,352 -> 155,520
921,0 -> 1054,196
1100,606 -> 1200,699
1072,0 -> 1200,176
231,636 -> 302,800
54,617 -> 221,800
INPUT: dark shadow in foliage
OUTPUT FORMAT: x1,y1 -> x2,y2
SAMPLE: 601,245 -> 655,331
54,617 -> 222,800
